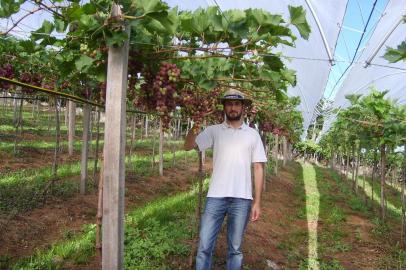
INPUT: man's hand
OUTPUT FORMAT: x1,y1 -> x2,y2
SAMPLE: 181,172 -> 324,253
184,124 -> 200,151
251,202 -> 261,222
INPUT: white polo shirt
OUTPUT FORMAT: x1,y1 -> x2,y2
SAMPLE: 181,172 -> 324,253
195,122 -> 267,200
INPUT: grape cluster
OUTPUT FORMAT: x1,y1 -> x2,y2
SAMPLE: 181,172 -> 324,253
79,87 -> 91,99
0,64 -> 14,90
260,121 -> 283,135
180,87 -> 221,132
42,80 -> 56,92
20,72 -> 42,94
135,62 -> 181,128
60,81 -> 70,91
259,121 -> 274,133
272,127 -> 283,135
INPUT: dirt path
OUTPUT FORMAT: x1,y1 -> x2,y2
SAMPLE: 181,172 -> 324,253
3,161 -> 403,269
206,162 -> 401,269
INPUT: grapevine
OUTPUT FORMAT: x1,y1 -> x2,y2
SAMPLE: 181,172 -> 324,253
180,87 -> 221,132
0,64 -> 14,90
134,62 -> 181,129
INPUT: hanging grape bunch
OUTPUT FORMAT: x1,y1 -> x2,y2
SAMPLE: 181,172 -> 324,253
180,87 -> 221,132
136,62 -> 181,129
0,64 -> 14,90
259,121 -> 274,133
20,71 -> 42,94
272,126 -> 283,135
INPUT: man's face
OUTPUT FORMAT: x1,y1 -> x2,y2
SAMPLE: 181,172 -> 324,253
224,100 -> 244,121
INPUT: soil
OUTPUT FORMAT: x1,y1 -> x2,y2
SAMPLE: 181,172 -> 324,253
0,156 -> 202,264
171,162 -> 400,270
1,158 -> 402,269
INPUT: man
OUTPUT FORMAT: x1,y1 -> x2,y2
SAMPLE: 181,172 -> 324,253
184,89 -> 267,270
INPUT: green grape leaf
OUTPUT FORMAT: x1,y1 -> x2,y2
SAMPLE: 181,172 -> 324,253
281,69 -> 296,86
31,20 -> 54,40
134,0 -> 167,16
288,5 -> 310,40
54,18 -> 66,33
198,79 -> 217,91
106,31 -> 128,47
384,42 -> 406,63
0,0 -> 23,18
259,69 -> 280,82
263,54 -> 284,71
206,6 -> 223,32
75,54 -> 94,72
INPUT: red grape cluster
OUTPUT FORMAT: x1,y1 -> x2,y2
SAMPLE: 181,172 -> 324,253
272,127 -> 283,136
260,122 -> 283,135
20,72 -> 42,94
0,64 -> 14,90
78,87 -> 91,99
259,121 -> 274,133
180,87 -> 221,132
42,80 -> 56,92
135,62 -> 181,128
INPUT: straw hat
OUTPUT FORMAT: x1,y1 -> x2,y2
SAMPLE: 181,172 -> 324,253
218,89 -> 252,106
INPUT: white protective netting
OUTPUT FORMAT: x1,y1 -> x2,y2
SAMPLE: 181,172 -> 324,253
320,0 -> 406,137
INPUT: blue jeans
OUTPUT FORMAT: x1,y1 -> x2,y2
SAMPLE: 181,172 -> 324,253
196,197 -> 252,270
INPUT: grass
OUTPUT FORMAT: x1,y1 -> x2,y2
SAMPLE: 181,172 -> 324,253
11,177 -> 209,269
0,148 -> 198,213
331,168 -> 402,218
0,137 -> 183,154
327,167 -> 406,268
279,163 -> 350,269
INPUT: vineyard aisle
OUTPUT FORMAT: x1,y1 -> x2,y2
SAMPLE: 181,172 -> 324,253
3,161 -> 404,269
199,162 -> 404,269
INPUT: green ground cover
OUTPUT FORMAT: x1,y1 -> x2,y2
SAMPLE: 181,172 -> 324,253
10,176 -> 208,270
0,148 -> 198,213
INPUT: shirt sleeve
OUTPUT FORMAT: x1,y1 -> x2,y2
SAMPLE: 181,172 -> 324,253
252,132 -> 267,163
195,126 -> 214,151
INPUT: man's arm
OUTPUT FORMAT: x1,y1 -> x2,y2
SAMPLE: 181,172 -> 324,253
184,129 -> 198,151
251,162 -> 264,222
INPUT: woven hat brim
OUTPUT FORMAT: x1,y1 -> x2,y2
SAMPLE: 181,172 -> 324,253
218,97 -> 252,106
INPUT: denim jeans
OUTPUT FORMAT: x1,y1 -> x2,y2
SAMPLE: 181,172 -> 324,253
195,197 -> 252,270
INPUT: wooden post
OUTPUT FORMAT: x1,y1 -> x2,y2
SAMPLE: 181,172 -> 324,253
96,164 -> 104,257
80,104 -> 91,194
102,4 -> 130,269
380,143 -> 386,220
145,115 -> 149,138
93,107 -> 101,180
68,100 -> 76,156
282,136 -> 288,166
273,134 -> 279,176
52,96 -> 60,178
401,143 -> 406,245
159,118 -> 164,176
64,102 -> 69,127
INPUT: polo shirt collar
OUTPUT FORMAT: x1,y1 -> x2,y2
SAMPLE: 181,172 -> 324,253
222,121 -> 249,130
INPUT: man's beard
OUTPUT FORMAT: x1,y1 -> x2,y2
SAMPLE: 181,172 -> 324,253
225,111 -> 242,121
